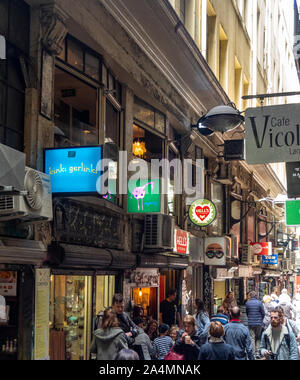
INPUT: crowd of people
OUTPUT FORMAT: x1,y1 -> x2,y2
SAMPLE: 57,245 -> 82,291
90,288 -> 300,360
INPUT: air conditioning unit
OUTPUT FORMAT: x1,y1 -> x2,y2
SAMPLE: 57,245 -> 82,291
231,235 -> 239,259
281,259 -> 292,271
241,244 -> 252,264
144,214 -> 174,250
0,167 -> 53,223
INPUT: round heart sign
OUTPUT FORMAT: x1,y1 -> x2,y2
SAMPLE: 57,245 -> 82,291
189,199 -> 216,227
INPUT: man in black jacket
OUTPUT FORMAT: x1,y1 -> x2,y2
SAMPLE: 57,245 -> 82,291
112,293 -> 139,347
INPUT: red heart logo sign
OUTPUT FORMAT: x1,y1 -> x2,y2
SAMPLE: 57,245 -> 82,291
195,205 -> 210,221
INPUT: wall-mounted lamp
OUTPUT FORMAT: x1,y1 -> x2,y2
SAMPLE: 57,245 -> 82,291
192,104 -> 244,136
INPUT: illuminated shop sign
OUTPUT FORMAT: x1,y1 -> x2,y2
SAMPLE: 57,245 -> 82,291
250,242 -> 272,255
285,200 -> 300,226
189,199 -> 216,227
44,146 -> 102,194
174,229 -> 189,255
262,254 -> 278,265
127,179 -> 161,213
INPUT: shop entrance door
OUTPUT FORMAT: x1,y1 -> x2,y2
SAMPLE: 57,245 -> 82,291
130,287 -> 158,321
49,275 -> 92,360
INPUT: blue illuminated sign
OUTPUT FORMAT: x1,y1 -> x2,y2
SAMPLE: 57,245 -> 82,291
44,146 -> 102,194
262,254 -> 278,265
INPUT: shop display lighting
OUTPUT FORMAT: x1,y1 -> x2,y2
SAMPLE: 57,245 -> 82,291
132,139 -> 147,157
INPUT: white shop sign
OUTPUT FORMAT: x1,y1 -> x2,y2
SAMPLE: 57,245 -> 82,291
245,104 -> 300,164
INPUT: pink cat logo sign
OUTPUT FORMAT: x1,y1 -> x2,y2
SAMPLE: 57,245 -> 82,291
131,182 -> 154,211
128,179 -> 161,213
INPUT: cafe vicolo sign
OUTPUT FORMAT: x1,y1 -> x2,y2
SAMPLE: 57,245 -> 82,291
245,103 -> 300,164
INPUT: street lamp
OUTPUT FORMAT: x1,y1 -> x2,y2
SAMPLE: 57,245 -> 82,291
193,104 -> 244,135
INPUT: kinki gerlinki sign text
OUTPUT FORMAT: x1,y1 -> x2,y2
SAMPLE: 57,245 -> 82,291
245,103 -> 300,164
189,199 -> 216,227
45,147 -> 205,205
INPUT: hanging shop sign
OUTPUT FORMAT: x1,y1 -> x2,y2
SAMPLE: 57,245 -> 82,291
173,229 -> 190,255
286,161 -> 300,198
44,146 -> 102,194
285,200 -> 300,226
250,242 -> 272,255
189,199 -> 216,227
127,179 -> 161,213
296,276 -> 300,294
262,254 -> 278,265
216,268 -> 234,279
204,237 -> 229,266
292,239 -> 300,251
245,103 -> 300,164
125,268 -> 160,287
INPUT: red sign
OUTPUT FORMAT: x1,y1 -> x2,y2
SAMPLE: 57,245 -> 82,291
250,242 -> 272,255
296,276 -> 300,294
174,229 -> 189,255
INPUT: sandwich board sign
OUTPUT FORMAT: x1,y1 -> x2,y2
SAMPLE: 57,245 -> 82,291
245,104 -> 300,164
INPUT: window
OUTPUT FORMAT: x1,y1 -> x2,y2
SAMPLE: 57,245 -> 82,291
134,97 -> 166,134
105,101 -> 120,146
0,0 -> 30,151
54,67 -> 98,147
132,124 -> 163,162
58,35 -> 101,83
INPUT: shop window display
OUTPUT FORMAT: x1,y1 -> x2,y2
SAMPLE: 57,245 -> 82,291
49,275 -> 92,360
0,271 -> 18,360
49,274 -> 115,360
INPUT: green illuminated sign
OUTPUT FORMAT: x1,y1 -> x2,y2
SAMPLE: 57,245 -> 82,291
285,200 -> 300,226
128,179 -> 161,213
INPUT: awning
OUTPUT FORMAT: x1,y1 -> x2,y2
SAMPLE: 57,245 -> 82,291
58,244 -> 136,270
263,270 -> 281,277
0,237 -> 46,265
137,253 -> 189,269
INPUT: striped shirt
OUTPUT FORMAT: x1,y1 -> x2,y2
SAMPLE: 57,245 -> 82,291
210,313 -> 229,325
153,336 -> 173,360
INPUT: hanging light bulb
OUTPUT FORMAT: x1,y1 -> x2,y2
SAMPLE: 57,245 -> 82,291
138,288 -> 142,297
132,139 -> 147,157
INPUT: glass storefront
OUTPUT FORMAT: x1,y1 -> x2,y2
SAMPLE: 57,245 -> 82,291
49,274 -> 115,360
